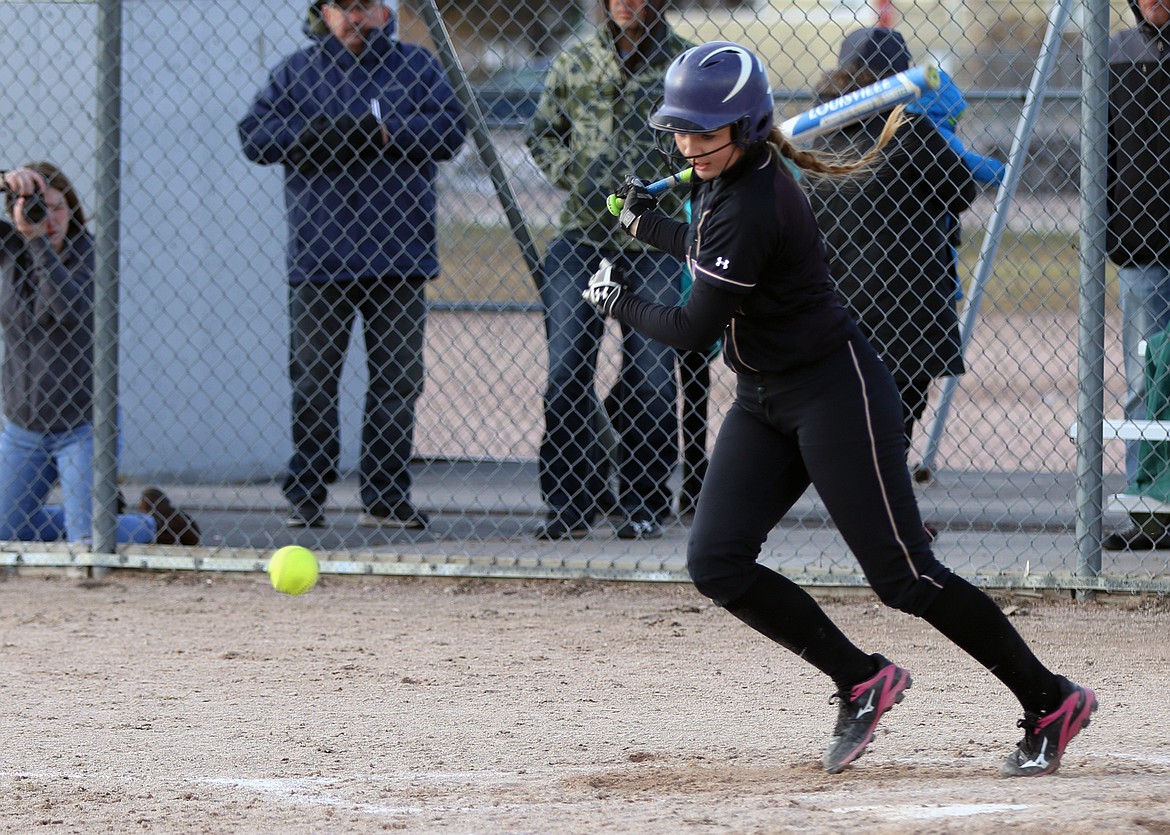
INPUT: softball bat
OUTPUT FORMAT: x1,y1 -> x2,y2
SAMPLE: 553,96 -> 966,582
779,64 -> 940,142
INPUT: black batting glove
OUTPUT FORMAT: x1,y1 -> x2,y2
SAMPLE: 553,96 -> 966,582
617,176 -> 657,234
582,257 -> 627,318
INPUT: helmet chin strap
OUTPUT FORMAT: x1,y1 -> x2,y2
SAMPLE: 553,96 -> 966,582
680,138 -> 740,178
654,130 -> 742,173
682,139 -> 737,162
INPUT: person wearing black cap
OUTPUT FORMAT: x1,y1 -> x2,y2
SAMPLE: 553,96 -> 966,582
807,28 -> 973,456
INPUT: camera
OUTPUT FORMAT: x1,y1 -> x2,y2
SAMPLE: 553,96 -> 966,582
20,189 -> 47,224
3,184 -> 47,224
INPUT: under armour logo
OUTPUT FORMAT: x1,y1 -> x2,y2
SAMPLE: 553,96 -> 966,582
715,256 -> 730,269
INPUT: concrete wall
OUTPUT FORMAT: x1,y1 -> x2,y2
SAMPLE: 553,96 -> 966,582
0,0 -> 388,482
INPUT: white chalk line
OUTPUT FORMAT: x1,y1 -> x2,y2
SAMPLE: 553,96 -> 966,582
4,752 -> 1169,824
832,802 -> 1032,820
0,769 -> 586,821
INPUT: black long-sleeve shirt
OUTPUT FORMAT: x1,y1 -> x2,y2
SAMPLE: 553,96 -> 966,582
611,145 -> 854,374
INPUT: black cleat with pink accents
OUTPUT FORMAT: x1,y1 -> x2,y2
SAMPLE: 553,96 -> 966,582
822,654 -> 912,774
1000,676 -> 1097,777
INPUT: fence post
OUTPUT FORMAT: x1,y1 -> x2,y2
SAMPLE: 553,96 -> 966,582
92,0 -> 122,564
1075,0 -> 1112,599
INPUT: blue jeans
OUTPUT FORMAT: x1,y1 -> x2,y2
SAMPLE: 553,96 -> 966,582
0,422 -> 154,544
283,277 -> 426,515
539,238 -> 680,522
1119,263 -> 1170,482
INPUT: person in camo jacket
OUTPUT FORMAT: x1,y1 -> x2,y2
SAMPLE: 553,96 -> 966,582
525,0 -> 694,542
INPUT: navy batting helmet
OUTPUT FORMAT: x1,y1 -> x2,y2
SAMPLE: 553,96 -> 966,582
650,42 -> 775,145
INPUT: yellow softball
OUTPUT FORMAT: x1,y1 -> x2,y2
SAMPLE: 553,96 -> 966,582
267,545 -> 319,596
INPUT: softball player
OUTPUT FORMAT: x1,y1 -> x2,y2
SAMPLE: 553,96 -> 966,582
583,41 -> 1096,776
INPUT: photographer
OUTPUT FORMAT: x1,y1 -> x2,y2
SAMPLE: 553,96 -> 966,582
0,163 -> 199,546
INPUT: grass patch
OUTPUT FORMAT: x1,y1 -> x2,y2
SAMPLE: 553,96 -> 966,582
435,221 -> 1111,315
434,221 -> 551,305
961,229 -> 1116,315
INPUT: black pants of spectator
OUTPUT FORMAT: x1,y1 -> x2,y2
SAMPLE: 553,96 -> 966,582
896,373 -> 934,451
678,349 -> 711,516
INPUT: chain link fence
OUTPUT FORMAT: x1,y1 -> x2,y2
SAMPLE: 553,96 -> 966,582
0,0 -> 1162,592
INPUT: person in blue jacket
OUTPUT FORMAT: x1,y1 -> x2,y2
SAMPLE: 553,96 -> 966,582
906,69 -> 1006,188
238,0 -> 465,531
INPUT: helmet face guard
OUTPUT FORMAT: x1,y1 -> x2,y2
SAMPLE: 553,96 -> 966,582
650,41 -> 775,147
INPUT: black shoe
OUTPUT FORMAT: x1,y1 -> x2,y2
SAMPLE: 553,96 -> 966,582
1000,676 -> 1097,777
1101,527 -> 1170,550
822,654 -> 912,774
139,488 -> 201,546
285,504 -> 325,529
533,514 -> 591,541
616,515 -> 663,540
359,503 -> 429,530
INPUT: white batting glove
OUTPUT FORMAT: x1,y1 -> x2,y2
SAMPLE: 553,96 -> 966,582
582,258 -> 625,318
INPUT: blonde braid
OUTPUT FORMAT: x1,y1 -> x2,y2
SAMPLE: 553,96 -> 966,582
766,105 -> 908,179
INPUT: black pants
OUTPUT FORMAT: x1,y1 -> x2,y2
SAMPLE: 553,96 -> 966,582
686,334 -> 1060,710
688,334 -> 948,612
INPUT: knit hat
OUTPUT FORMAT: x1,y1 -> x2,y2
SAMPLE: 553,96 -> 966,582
838,27 -> 912,79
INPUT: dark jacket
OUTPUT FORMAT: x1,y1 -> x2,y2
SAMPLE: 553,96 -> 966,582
808,114 -> 976,382
526,19 -> 693,250
1107,0 -> 1170,267
238,24 -> 465,283
0,222 -> 94,433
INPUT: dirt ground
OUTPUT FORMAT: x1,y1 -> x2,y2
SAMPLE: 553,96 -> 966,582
1,571 -> 1168,835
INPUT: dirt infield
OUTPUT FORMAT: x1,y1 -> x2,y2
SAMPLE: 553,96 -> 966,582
2,571 -> 1168,834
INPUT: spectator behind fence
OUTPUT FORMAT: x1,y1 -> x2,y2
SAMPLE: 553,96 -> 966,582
1102,0 -> 1170,550
525,0 -> 692,541
806,28 -> 976,455
238,0 -> 465,531
0,165 -> 200,546
590,39 -> 1095,779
